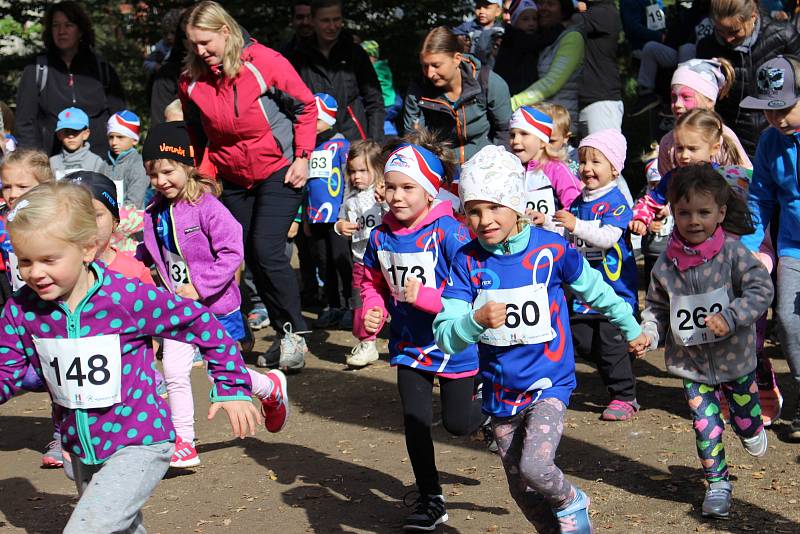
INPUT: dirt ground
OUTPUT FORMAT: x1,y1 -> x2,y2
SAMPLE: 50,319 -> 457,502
2,318 -> 800,533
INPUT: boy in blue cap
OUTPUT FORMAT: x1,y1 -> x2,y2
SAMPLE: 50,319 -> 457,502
50,107 -> 105,180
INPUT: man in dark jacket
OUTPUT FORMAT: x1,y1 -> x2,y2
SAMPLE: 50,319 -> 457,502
285,0 -> 385,142
697,8 -> 800,157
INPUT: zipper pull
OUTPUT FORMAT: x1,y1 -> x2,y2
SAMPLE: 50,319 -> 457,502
502,240 -> 511,255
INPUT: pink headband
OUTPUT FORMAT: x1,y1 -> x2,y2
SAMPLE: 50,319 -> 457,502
671,59 -> 726,103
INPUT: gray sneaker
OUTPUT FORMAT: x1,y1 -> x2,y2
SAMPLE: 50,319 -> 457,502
701,480 -> 732,518
279,322 -> 308,373
741,428 -> 768,457
256,337 -> 281,368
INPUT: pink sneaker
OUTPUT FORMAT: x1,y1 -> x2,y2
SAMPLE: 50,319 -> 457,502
170,436 -> 200,468
261,370 -> 289,433
601,399 -> 640,421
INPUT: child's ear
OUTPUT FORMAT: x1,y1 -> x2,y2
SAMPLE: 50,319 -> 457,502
718,203 -> 727,224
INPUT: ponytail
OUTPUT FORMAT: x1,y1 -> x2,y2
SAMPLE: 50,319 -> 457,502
716,57 -> 735,100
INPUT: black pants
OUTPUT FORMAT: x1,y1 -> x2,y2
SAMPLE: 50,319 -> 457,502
571,316 -> 636,401
219,169 -> 307,334
307,223 -> 353,309
294,229 -> 319,302
397,366 -> 484,495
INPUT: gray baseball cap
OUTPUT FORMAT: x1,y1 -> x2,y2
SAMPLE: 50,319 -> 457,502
740,56 -> 800,110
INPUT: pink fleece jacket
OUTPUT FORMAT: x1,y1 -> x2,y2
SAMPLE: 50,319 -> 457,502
528,159 -> 583,209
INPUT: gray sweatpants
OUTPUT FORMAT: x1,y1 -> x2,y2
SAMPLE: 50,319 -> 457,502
64,442 -> 173,534
777,257 -> 800,387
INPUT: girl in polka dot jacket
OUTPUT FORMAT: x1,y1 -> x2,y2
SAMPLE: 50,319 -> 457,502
0,182 -> 262,534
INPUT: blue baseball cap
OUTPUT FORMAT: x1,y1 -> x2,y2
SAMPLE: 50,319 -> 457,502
56,107 -> 89,132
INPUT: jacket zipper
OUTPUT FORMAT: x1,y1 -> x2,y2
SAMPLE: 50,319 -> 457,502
233,83 -> 239,117
170,204 -> 193,287
691,267 -> 718,384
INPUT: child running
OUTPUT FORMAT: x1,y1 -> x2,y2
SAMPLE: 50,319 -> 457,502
537,129 -> 641,421
0,181 -> 263,533
138,122 -> 290,467
509,105 -> 582,217
433,145 -> 646,534
635,164 -> 772,518
334,140 -> 389,368
360,131 -> 483,531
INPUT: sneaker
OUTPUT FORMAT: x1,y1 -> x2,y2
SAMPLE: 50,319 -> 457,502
191,346 -> 204,368
741,428 -> 768,457
554,487 -> 592,533
338,309 -> 354,331
403,493 -> 448,531
256,337 -> 281,368
261,370 -> 290,432
789,401 -> 800,441
701,480 -> 732,518
170,436 -> 201,468
313,307 -> 344,328
247,306 -> 270,331
758,384 -> 783,427
627,92 -> 661,117
279,322 -> 308,373
601,399 -> 640,421
42,435 -> 64,468
347,340 -> 379,368
241,315 -> 255,353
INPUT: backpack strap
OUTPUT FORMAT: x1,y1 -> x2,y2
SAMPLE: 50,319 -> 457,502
478,63 -> 492,100
35,54 -> 48,94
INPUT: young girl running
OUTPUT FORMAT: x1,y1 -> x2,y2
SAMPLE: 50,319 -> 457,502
434,145 -> 646,534
0,181 -> 263,533
138,122 -> 289,467
635,164 -> 772,518
360,132 -> 483,531
334,140 -> 389,368
509,105 -> 582,217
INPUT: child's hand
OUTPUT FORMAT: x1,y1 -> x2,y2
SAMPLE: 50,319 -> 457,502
404,277 -> 422,305
374,183 -> 386,203
649,220 -> 663,234
287,221 -> 300,239
364,306 -> 384,334
552,210 -> 576,232
474,301 -> 507,329
337,220 -> 359,237
629,220 -> 648,236
176,284 -> 200,300
527,210 -> 546,226
208,399 -> 262,439
705,314 -> 730,337
628,333 -> 650,358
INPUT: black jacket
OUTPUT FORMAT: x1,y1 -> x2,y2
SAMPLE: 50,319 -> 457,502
15,47 -> 125,157
285,31 -> 385,142
572,0 -> 623,106
697,12 -> 800,157
494,25 -> 560,95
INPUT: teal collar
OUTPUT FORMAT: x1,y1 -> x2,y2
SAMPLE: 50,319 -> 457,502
478,225 -> 530,255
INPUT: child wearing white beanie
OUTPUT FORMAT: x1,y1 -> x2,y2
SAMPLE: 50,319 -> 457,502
434,144 -> 646,534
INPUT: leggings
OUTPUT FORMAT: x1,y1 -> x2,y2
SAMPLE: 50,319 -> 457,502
397,366 -> 484,496
684,371 -> 763,483
162,339 -> 273,443
308,222 -> 353,309
492,397 -> 573,534
776,257 -> 800,387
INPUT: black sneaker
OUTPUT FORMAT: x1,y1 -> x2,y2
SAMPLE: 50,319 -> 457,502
628,92 -> 661,117
403,493 -> 448,531
789,401 -> 800,440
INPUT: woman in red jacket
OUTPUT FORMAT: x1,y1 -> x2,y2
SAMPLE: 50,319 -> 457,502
179,1 -> 317,371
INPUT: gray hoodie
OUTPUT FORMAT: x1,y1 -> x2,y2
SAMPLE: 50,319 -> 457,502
641,238 -> 773,385
104,148 -> 149,209
49,143 -> 105,180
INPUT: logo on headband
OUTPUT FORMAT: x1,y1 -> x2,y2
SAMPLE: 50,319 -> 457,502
388,149 -> 410,169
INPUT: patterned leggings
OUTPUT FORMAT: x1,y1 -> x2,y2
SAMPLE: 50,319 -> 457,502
684,371 -> 763,483
492,397 -> 574,534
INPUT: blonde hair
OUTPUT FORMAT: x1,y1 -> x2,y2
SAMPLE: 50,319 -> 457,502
517,104 -> 567,165
540,102 -> 572,140
7,182 -> 97,247
1,149 -> 55,184
675,109 -> 743,166
184,1 -> 245,80
164,99 -> 184,122
144,159 -> 221,204
347,140 -> 383,190
715,57 -> 736,100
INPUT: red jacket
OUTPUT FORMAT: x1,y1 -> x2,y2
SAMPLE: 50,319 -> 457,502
178,40 -> 316,188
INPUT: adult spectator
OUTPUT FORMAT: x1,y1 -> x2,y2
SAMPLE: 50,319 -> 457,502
179,1 -> 317,371
510,0 -> 584,128
143,9 -> 182,74
149,9 -> 189,126
15,1 -> 125,158
697,0 -> 800,157
280,1 -> 314,54
285,0 -> 385,142
403,26 -> 511,165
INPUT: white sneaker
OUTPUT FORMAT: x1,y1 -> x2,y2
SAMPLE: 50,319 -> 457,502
279,322 -> 308,373
741,427 -> 768,457
347,340 -> 379,368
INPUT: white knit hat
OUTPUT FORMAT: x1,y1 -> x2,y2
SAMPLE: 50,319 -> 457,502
459,145 -> 526,215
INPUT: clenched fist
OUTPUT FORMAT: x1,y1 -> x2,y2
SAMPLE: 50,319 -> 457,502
474,301 -> 507,329
404,276 -> 421,305
364,306 -> 385,334
705,314 -> 730,337
629,220 -> 647,236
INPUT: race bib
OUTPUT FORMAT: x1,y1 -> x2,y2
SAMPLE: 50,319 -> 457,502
695,17 -> 713,41
377,250 -> 436,302
112,179 -> 125,207
33,334 -> 122,409
309,149 -> 334,179
351,205 -> 382,243
570,219 -> 603,261
526,188 -> 556,216
474,285 -> 555,346
165,250 -> 190,289
7,252 -> 25,291
646,3 -> 666,31
670,287 -> 730,346
656,215 -> 674,237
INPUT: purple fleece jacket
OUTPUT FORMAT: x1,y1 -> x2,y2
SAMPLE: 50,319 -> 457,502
0,263 -> 253,465
138,193 -> 243,315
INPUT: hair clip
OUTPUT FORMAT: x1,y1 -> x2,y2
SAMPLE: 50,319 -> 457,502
6,199 -> 30,222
